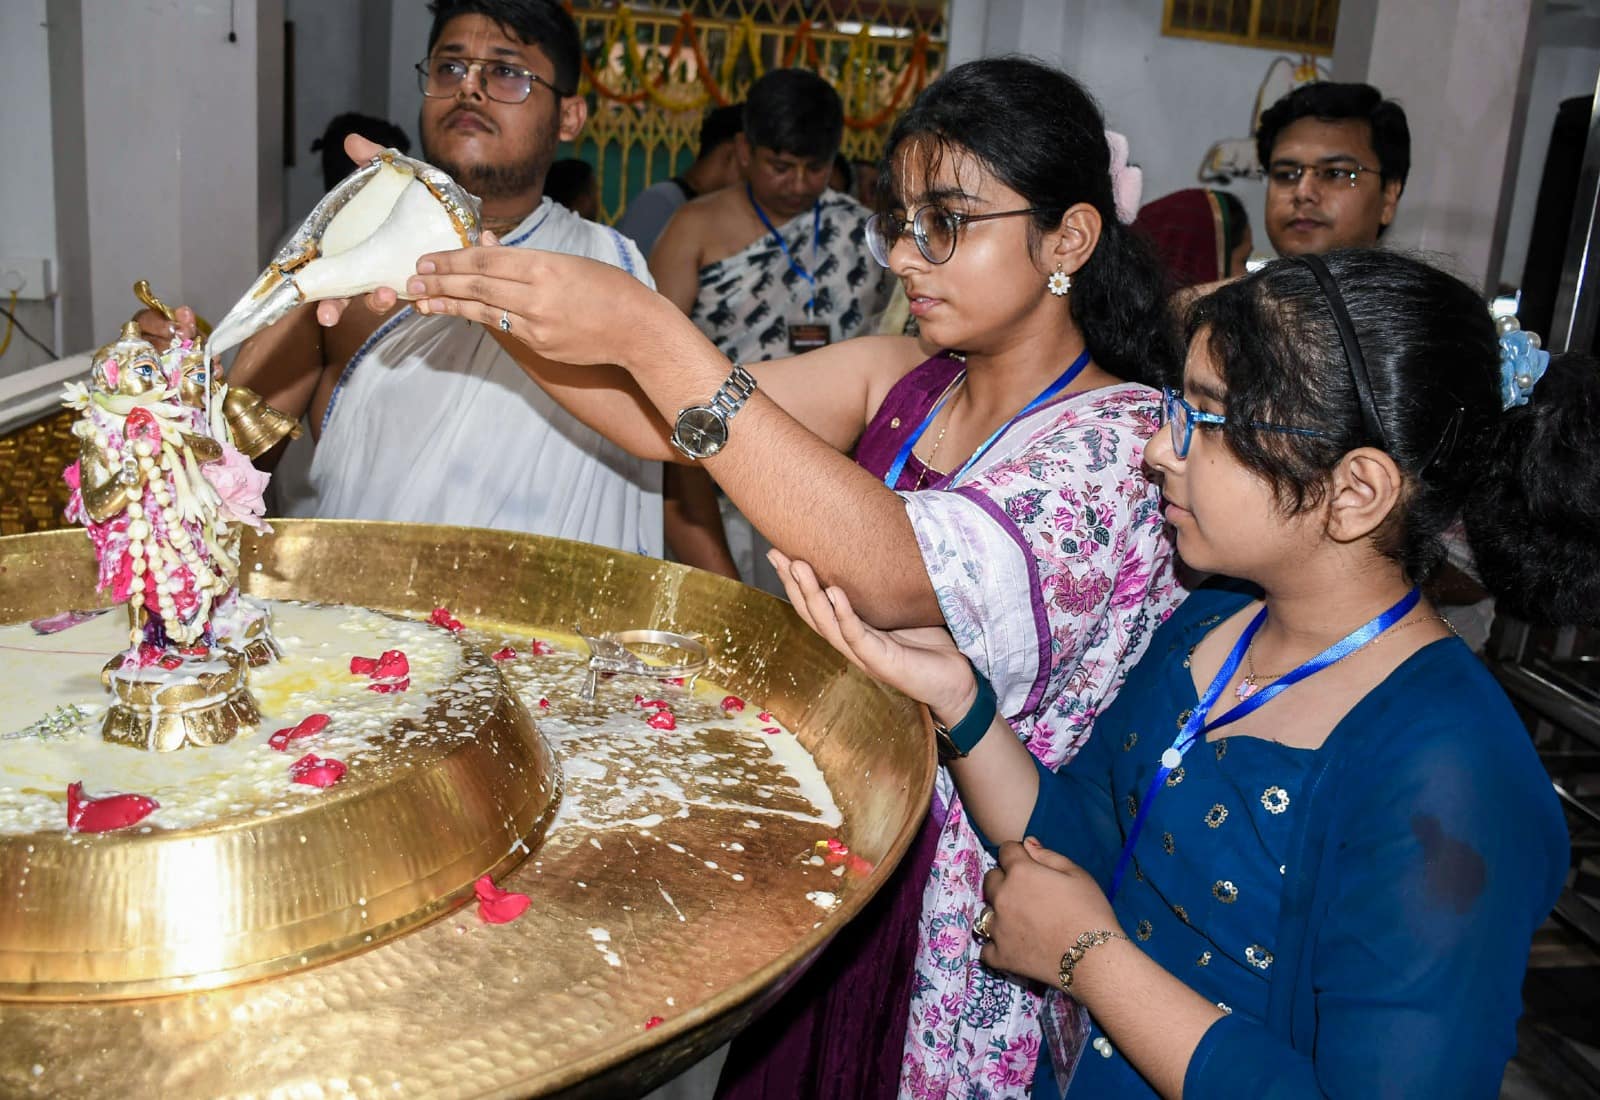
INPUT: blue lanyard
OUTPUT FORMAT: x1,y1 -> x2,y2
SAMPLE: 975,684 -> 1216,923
1107,586 -> 1422,901
747,185 -> 821,315
881,349 -> 1091,490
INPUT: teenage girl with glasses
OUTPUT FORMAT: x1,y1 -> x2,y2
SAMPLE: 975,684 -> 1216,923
395,56 -> 1183,1099
769,248 -> 1587,1099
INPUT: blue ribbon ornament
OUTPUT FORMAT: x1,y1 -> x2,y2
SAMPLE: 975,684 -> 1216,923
1499,329 -> 1550,409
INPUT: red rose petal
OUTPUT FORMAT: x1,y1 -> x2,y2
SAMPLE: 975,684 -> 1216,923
720,695 -> 746,713
758,711 -> 775,722
368,678 -> 410,694
66,781 -> 159,833
373,649 -> 410,680
638,698 -> 671,710
660,677 -> 685,686
761,727 -> 781,736
491,646 -> 517,661
474,874 -> 531,924
645,709 -> 677,731
268,712 -> 330,752
645,1016 -> 665,1030
845,854 -> 875,877
538,697 -> 551,709
157,655 -> 183,670
430,607 -> 465,633
289,753 -> 347,788
530,640 -> 555,655
349,655 -> 378,675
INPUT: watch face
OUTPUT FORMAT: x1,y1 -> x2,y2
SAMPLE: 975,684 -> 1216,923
673,407 -> 729,458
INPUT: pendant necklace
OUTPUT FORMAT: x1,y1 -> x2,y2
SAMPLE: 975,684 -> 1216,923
1234,613 -> 1456,702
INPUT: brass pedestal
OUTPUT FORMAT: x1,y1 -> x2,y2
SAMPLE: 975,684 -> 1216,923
99,648 -> 260,752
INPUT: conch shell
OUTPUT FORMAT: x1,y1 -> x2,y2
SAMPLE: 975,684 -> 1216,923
208,149 -> 481,356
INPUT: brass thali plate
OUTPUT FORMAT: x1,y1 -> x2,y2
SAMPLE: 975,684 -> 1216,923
0,521 -> 934,1098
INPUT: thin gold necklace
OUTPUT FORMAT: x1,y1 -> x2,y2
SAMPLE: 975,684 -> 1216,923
1235,614 -> 1456,701
914,373 -> 967,490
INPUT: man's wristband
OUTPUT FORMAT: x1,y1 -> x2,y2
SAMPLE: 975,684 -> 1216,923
932,660 -> 997,761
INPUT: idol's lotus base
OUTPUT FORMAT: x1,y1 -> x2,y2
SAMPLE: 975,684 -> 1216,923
0,521 -> 933,1099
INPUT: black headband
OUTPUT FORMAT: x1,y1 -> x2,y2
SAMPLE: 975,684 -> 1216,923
1295,254 -> 1390,452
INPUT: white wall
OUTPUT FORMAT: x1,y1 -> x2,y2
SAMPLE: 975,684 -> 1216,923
1334,0 -> 1538,287
947,0 -> 1298,252
1067,2 -> 1287,238
284,0 -> 366,224
0,0 -> 61,377
388,2 -> 432,154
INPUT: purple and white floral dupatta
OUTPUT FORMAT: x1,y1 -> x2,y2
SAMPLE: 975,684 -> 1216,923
895,383 -> 1182,1099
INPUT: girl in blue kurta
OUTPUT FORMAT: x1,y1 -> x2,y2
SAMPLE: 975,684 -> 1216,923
771,250 -> 1587,1098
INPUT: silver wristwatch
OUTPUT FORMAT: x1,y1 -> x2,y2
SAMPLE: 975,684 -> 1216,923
670,364 -> 758,460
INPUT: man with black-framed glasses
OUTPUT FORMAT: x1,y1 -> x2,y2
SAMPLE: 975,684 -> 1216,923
1255,82 -> 1410,258
216,0 -> 707,565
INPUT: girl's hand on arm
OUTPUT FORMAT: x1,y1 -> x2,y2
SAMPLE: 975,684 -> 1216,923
771,550 -> 1045,840
768,549 -> 974,719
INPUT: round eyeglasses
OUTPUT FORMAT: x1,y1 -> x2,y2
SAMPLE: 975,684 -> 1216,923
864,206 -> 1048,267
415,56 -> 571,104
1162,387 -> 1332,459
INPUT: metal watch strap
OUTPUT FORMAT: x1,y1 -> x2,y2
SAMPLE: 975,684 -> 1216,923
711,363 -> 758,418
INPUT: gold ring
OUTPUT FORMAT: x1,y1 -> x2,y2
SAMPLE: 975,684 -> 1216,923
972,904 -> 996,944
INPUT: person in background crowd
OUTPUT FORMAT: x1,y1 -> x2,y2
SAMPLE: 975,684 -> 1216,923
1256,82 -> 1408,257
616,103 -> 744,256
646,69 -> 896,593
544,156 -> 599,221
829,152 -> 853,197
852,157 -> 881,206
311,111 -> 412,192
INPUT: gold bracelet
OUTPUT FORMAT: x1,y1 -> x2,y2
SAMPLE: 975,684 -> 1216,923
1057,929 -> 1128,993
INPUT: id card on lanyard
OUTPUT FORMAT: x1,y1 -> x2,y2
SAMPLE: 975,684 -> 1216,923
1043,586 -> 1422,1093
747,186 -> 830,352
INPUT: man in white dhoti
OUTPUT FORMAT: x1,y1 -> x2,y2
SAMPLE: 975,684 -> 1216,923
215,0 -> 682,557
649,69 -> 897,589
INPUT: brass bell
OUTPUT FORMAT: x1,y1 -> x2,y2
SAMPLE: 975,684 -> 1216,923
222,385 -> 302,459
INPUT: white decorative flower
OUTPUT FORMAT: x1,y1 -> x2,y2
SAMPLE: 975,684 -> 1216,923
1047,270 -> 1072,296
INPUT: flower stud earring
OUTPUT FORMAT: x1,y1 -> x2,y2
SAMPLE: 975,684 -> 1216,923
1048,266 -> 1071,297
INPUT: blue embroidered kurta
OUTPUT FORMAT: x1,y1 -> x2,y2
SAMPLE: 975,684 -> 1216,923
1013,584 -> 1567,1098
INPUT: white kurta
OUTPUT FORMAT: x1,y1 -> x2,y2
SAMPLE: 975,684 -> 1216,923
286,200 -> 663,557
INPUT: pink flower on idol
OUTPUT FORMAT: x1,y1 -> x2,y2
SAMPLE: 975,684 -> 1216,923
985,1031 -> 1040,1089
201,443 -> 272,531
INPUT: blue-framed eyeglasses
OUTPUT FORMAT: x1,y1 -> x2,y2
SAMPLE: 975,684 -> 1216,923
1162,387 -> 1332,459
